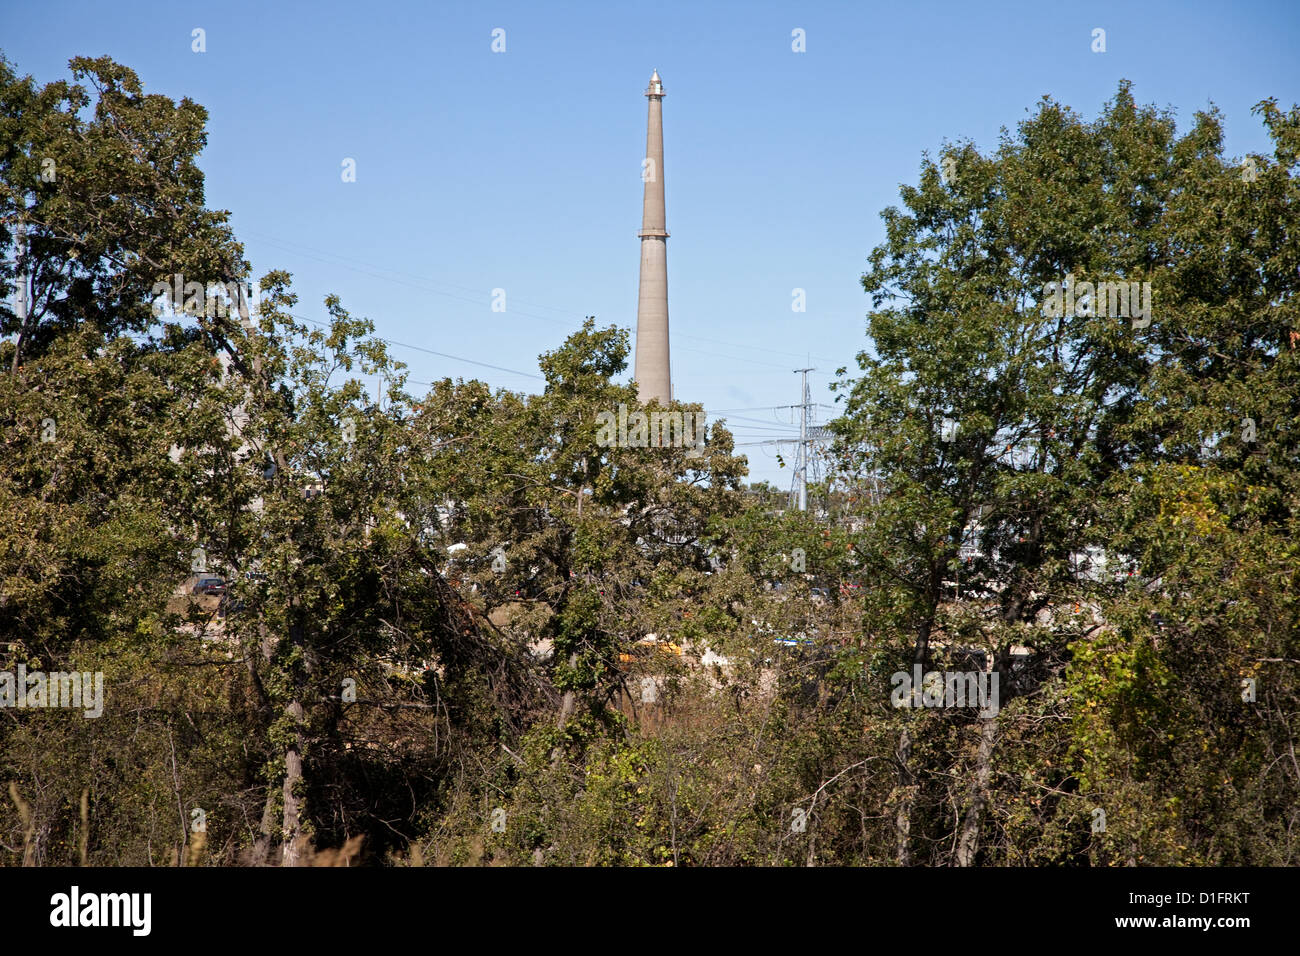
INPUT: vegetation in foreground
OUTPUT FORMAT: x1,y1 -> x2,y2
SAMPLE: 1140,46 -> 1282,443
2,56 -> 1298,865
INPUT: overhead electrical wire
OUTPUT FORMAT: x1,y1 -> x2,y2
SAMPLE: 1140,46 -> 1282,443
243,229 -> 843,369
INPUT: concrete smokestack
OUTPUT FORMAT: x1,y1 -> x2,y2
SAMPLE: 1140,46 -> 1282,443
634,69 -> 671,406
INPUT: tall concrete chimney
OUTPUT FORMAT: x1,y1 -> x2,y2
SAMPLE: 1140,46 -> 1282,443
634,69 -> 671,406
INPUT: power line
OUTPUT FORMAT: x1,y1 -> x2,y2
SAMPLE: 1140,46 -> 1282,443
715,413 -> 801,428
252,312 -> 841,464
286,311 -> 545,381
243,229 -> 843,367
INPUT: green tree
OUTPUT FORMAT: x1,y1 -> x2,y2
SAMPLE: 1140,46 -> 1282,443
833,81 -> 1299,864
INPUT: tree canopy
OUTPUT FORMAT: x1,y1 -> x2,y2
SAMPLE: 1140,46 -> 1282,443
2,57 -> 1296,866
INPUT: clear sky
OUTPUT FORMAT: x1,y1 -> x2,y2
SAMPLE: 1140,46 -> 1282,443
3,0 -> 1297,488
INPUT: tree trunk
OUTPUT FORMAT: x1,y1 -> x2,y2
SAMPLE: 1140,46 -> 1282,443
894,614 -> 934,866
955,716 -> 998,866
280,698 -> 307,866
894,726 -> 914,865
250,783 -> 277,865
8,783 -> 37,866
10,218 -> 28,376
78,790 -> 90,866
248,619 -> 279,864
556,652 -> 579,729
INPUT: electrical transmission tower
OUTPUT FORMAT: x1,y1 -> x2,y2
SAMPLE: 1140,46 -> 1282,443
787,369 -> 834,512
740,369 -> 832,513
792,368 -> 814,511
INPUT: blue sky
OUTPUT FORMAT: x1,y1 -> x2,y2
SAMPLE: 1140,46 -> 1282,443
3,0 -> 1297,488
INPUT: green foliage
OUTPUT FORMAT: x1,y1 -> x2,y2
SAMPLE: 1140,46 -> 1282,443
1,56 -> 1296,867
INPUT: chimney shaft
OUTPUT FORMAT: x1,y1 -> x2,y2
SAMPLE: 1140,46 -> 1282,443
634,70 -> 671,406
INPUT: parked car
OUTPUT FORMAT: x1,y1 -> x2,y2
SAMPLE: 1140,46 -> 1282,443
192,575 -> 226,596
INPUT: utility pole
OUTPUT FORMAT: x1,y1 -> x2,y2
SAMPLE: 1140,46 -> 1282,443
793,368 -> 814,512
